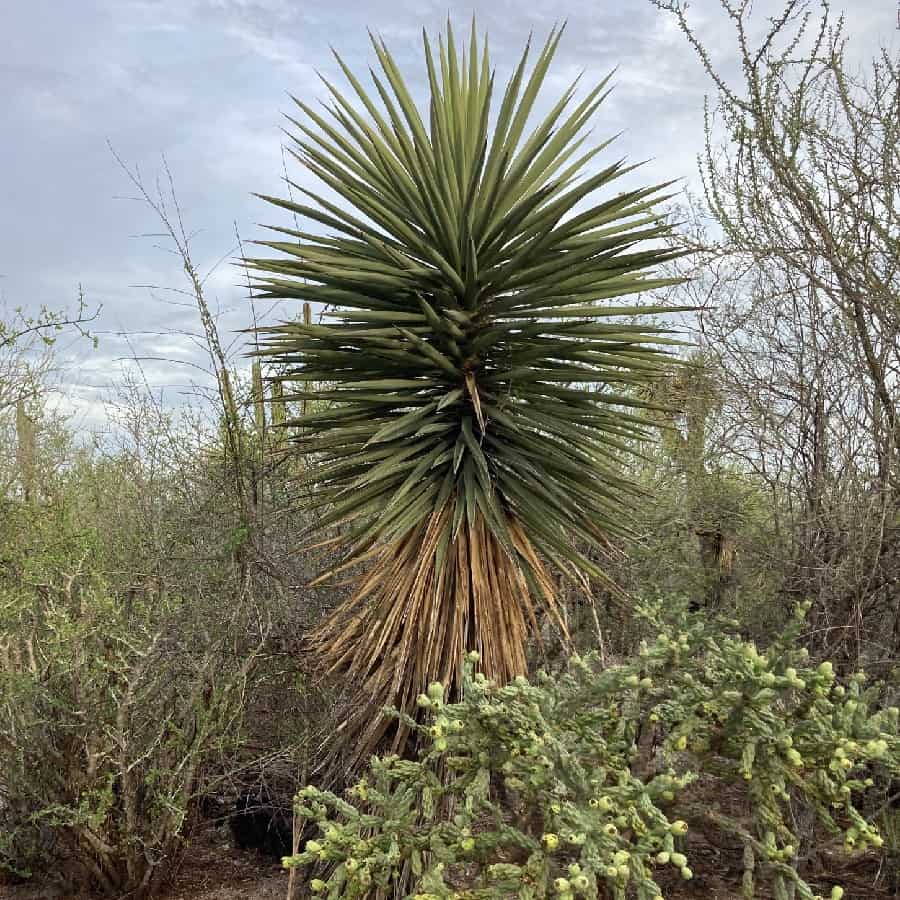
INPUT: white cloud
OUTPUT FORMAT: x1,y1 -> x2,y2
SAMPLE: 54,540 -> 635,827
3,0 -> 893,434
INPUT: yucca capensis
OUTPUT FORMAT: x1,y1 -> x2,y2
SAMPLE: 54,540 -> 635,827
248,22 -> 683,762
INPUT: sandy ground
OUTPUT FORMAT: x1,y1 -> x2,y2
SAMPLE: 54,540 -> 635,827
0,826 -> 291,900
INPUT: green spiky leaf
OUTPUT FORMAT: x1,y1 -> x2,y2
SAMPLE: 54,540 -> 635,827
249,21 -> 685,762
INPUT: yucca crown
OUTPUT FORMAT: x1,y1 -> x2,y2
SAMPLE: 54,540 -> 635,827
249,21 -> 681,759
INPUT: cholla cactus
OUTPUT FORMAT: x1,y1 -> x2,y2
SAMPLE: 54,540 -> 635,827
637,601 -> 900,900
284,605 -> 899,900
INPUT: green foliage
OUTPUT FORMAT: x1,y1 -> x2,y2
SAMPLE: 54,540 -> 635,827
628,458 -> 778,620
0,489 -> 265,894
250,20 -> 683,580
630,354 -> 778,614
284,604 -> 899,900
0,186 -> 323,896
0,376 -> 321,895
0,294 -> 97,354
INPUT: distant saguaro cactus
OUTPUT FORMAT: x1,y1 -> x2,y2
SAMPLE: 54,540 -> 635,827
15,399 -> 36,502
251,359 -> 266,441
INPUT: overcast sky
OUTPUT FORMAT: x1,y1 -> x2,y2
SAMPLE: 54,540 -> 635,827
2,0 -> 896,432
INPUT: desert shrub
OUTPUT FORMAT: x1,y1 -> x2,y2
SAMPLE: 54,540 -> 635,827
284,603 -> 899,900
0,314 -> 351,892
0,487 -> 271,896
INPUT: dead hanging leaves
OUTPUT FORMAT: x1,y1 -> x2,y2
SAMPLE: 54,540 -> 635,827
308,498 -> 564,767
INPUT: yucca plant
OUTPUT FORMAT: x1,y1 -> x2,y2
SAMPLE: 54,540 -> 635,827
248,22 -> 683,762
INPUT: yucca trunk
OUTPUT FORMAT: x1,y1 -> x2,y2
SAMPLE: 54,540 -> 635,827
312,500 -> 558,755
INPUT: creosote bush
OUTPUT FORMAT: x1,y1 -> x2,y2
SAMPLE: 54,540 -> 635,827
284,603 -> 899,900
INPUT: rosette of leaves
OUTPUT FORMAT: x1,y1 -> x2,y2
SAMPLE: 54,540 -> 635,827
248,22 -> 682,759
